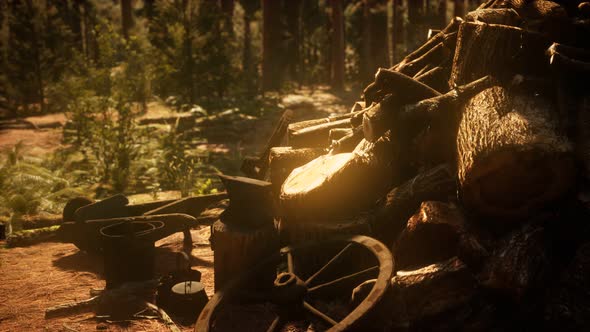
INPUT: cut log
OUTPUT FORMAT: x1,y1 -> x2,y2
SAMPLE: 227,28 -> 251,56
368,164 -> 457,248
269,147 -> 326,199
211,220 -> 278,291
457,85 -> 574,220
350,101 -> 366,113
393,201 -> 466,271
287,111 -> 361,134
362,71 -> 441,142
218,174 -> 273,227
396,42 -> 452,78
280,134 -> 398,221
289,118 -> 351,148
465,8 -> 523,26
478,223 -> 552,301
392,257 -> 477,325
450,21 -> 551,87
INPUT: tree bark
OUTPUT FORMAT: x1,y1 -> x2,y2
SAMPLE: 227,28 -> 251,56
285,0 -> 302,84
219,0 -> 234,33
121,0 -> 134,40
262,0 -> 282,91
457,85 -> 574,220
330,0 -> 345,91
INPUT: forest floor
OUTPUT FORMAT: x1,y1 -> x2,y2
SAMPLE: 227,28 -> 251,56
0,86 -> 355,331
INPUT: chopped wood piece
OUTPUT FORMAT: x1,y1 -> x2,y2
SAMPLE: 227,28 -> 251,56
289,118 -> 351,148
369,164 -> 456,247
269,147 -> 326,199
350,101 -> 366,113
457,85 -> 574,220
450,21 -> 551,87
280,134 -> 397,221
479,223 -> 551,300
328,128 -> 353,142
287,111 -> 361,133
394,201 -> 466,271
145,302 -> 182,332
392,257 -> 477,324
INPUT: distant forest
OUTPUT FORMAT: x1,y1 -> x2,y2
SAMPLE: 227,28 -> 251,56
0,0 -> 486,116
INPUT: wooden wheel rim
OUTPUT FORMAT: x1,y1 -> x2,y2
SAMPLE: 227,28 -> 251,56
195,235 -> 394,332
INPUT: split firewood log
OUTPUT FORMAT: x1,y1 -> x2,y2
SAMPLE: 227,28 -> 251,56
392,257 -> 477,325
393,201 -> 489,272
450,21 -> 551,87
478,222 -> 552,301
280,133 -> 397,221
368,164 -> 456,247
457,85 -> 574,220
268,147 -> 326,199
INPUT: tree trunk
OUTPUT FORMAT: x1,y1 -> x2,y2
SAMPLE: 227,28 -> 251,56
438,0 -> 447,27
361,0 -> 374,84
330,0 -> 345,91
219,0 -> 234,33
454,0 -> 465,18
285,0 -> 302,84
457,85 -> 574,220
182,0 -> 194,103
121,0 -> 134,40
262,0 -> 282,91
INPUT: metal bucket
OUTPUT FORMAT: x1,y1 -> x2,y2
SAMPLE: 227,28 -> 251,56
100,221 -> 164,289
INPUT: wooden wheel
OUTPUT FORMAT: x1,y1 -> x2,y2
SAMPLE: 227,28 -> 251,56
195,235 -> 394,332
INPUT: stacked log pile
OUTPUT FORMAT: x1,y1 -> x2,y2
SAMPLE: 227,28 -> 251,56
247,0 -> 590,330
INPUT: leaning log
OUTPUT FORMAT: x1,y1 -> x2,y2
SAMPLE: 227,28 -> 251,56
280,134 -> 397,221
289,118 -> 351,148
465,8 -> 522,26
450,21 -> 551,87
369,164 -> 457,247
457,85 -> 574,220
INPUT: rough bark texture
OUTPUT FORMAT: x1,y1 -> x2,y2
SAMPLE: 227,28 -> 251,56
211,220 -> 278,291
369,164 -> 457,248
450,21 -> 551,86
457,85 -> 574,220
392,257 -> 477,325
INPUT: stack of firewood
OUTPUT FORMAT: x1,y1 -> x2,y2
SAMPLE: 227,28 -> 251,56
250,0 -> 590,330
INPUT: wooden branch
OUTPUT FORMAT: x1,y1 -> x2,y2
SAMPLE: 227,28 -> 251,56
393,18 -> 462,71
287,111 -> 361,133
330,126 -> 363,154
547,42 -> 590,74
414,66 -> 450,93
328,128 -> 353,142
362,71 -> 441,142
143,193 -> 228,219
145,302 -> 181,332
45,296 -> 100,319
397,42 -> 451,78
289,118 -> 351,148
465,8 -> 522,26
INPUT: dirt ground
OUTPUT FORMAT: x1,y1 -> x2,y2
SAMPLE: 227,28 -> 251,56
0,226 -> 214,332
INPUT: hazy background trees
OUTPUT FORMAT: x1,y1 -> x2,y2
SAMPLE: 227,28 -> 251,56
0,0 -> 486,117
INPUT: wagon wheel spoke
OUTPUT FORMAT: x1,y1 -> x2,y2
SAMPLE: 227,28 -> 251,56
307,265 -> 379,294
234,289 -> 274,303
305,243 -> 353,286
265,316 -> 282,332
303,301 -> 338,327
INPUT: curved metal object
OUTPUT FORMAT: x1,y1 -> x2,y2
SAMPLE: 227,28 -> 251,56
195,235 -> 394,332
